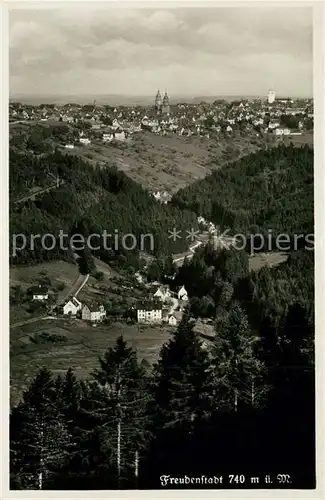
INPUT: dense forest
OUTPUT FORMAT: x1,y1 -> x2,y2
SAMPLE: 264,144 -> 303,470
10,148 -> 198,268
173,244 -> 314,327
172,144 -> 314,251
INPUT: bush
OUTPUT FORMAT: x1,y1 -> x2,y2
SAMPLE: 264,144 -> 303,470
29,332 -> 68,344
26,301 -> 47,314
38,274 -> 52,286
92,270 -> 104,281
56,281 -> 65,291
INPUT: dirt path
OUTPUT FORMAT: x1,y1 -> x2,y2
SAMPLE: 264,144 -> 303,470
60,273 -> 89,302
13,179 -> 65,204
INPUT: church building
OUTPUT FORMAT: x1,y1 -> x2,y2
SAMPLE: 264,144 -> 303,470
155,89 -> 170,115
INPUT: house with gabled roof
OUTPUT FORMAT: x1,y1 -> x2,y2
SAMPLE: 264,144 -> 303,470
153,285 -> 171,303
81,303 -> 106,323
63,297 -> 82,316
177,286 -> 188,302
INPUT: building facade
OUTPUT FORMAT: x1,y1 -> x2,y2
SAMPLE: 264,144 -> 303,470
81,304 -> 106,322
63,297 -> 82,316
177,286 -> 188,302
268,90 -> 276,104
137,301 -> 163,324
153,285 -> 171,303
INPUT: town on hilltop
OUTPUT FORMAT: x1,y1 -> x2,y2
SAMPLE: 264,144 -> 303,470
10,89 -> 313,142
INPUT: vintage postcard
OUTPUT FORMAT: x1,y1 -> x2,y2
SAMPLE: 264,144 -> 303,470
2,0 -> 324,497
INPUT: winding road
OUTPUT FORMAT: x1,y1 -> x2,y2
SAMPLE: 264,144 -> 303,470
172,227 -> 238,268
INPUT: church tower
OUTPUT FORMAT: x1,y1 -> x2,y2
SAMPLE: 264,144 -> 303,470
155,89 -> 162,112
162,91 -> 170,115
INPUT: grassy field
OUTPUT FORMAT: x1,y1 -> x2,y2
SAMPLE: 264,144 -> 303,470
69,131 -> 273,194
248,252 -> 289,272
10,318 -> 173,406
10,261 -> 79,294
60,131 -> 313,195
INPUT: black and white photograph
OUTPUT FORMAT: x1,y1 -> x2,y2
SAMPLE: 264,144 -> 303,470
4,0 -> 322,494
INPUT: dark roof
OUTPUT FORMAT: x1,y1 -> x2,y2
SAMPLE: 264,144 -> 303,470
83,302 -> 103,312
31,285 -> 48,294
137,300 -> 162,311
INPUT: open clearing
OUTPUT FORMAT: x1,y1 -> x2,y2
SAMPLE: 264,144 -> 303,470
10,261 -> 79,293
248,252 -> 289,272
63,130 -> 274,193
10,318 -> 172,406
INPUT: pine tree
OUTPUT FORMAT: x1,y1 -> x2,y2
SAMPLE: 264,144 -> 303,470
143,312 -> 216,480
269,303 -> 314,409
56,368 -> 83,424
78,337 -> 151,488
10,367 -> 72,490
151,311 -> 215,432
211,303 -> 267,411
77,247 -> 95,275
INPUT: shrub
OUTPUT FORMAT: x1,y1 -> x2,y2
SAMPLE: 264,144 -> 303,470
56,281 -> 65,291
29,332 -> 68,344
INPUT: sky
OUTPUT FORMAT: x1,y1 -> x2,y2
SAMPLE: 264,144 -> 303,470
9,6 -> 313,99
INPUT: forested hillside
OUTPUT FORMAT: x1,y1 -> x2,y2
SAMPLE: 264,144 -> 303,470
173,243 -> 314,328
172,144 -> 314,249
10,148 -> 198,268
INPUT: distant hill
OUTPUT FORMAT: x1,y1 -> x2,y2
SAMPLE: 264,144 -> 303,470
10,93 -> 312,106
9,94 -> 263,106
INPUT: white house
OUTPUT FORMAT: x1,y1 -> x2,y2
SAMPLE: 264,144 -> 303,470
81,303 -> 106,322
177,286 -> 188,302
103,133 -> 114,142
63,297 -> 82,316
153,285 -> 171,303
65,144 -> 74,149
31,285 -> 49,301
268,122 -> 280,130
80,137 -> 91,145
61,114 -> 74,123
137,301 -> 162,324
168,314 -> 177,326
197,216 -> 206,225
226,125 -> 233,133
275,128 -> 291,136
115,130 -> 126,141
112,118 -> 120,130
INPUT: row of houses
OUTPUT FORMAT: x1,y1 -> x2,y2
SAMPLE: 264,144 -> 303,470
136,285 -> 188,325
